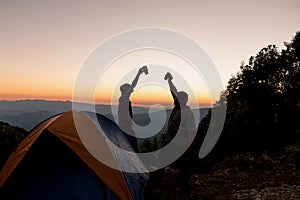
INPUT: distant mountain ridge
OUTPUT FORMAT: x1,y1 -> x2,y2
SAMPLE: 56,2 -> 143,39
0,100 -> 209,131
0,100 -> 149,115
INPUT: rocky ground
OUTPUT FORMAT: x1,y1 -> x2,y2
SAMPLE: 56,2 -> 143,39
146,164 -> 300,200
232,184 -> 300,200
190,167 -> 300,200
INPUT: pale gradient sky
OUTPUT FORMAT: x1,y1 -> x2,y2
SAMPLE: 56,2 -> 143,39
0,0 -> 299,106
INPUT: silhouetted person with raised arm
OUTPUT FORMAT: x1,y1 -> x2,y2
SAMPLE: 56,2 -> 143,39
164,72 -> 196,144
118,66 -> 148,152
163,72 -> 196,190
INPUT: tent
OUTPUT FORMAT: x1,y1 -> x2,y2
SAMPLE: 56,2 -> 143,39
0,111 -> 148,200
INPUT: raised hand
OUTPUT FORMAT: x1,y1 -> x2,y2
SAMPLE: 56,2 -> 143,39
138,67 -> 144,75
142,66 -> 148,75
164,72 -> 173,81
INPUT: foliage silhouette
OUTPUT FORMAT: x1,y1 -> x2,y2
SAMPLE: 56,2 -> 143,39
0,122 -> 28,168
196,31 -> 300,156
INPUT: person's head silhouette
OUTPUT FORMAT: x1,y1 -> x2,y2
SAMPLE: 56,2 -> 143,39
120,83 -> 133,95
177,91 -> 188,105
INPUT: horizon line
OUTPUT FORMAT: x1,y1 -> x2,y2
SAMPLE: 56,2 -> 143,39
0,98 -> 212,109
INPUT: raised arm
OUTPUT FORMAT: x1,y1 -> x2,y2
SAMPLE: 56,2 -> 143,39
165,72 -> 178,98
168,79 -> 177,93
131,68 -> 144,88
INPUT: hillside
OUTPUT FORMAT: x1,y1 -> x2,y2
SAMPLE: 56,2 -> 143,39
0,122 -> 28,168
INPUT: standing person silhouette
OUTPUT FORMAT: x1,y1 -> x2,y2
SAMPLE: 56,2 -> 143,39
164,72 -> 196,145
118,66 -> 148,152
163,72 -> 196,190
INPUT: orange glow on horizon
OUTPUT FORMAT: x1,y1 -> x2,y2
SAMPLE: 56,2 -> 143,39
1,92 -> 212,107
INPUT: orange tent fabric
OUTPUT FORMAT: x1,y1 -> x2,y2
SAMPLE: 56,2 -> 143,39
0,111 -> 133,200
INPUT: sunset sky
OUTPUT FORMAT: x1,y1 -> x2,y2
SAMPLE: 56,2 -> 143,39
0,0 -> 299,107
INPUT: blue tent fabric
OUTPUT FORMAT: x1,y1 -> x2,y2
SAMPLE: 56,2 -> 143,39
83,112 -> 149,200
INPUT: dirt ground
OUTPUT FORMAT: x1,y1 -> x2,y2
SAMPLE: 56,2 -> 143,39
145,165 -> 300,200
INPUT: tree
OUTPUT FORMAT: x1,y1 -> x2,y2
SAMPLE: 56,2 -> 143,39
196,31 -> 300,155
225,31 -> 300,152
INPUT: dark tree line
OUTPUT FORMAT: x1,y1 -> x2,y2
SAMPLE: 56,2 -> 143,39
195,31 -> 300,156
